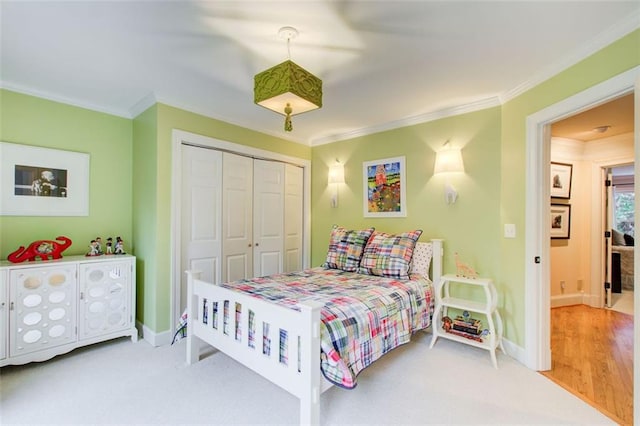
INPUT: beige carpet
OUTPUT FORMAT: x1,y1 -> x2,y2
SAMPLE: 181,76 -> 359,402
0,330 -> 615,425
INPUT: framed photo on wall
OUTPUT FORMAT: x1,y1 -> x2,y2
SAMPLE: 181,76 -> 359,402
550,203 -> 571,239
0,142 -> 90,216
363,156 -> 406,217
550,162 -> 572,199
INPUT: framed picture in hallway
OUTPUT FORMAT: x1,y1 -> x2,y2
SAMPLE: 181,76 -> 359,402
550,162 -> 572,199
550,204 -> 571,239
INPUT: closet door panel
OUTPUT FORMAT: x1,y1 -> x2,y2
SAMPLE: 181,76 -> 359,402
284,164 -> 304,272
181,146 -> 223,313
222,153 -> 254,282
253,160 -> 284,277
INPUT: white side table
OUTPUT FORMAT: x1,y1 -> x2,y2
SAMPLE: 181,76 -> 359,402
429,273 -> 505,368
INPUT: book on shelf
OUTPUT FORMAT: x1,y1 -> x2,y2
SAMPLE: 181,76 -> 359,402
445,328 -> 484,342
452,323 -> 482,335
452,315 -> 482,335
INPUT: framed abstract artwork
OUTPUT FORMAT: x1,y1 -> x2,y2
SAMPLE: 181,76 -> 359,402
363,156 -> 406,217
0,142 -> 90,216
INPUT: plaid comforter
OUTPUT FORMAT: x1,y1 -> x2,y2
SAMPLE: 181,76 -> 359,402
219,267 -> 434,389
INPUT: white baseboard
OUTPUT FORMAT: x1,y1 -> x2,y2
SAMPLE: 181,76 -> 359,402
137,320 -> 172,347
501,337 -> 526,365
550,293 -> 587,307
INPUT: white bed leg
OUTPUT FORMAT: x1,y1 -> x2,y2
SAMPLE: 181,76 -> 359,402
299,301 -> 323,426
186,270 -> 202,365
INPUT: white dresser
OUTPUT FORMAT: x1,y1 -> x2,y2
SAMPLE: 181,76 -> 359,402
0,255 -> 137,367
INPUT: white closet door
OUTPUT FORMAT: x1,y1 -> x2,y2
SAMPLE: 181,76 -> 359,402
222,152 -> 254,282
181,145 -> 222,313
284,164 -> 304,272
253,160 -> 284,277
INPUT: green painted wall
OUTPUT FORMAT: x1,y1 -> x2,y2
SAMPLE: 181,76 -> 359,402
0,89 -> 133,260
311,107 -> 502,283
499,29 -> 639,346
132,105 -> 158,327
133,103 -> 311,333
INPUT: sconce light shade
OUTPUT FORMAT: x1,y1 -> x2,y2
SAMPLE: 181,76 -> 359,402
254,60 -> 322,131
328,163 -> 345,184
434,145 -> 464,205
434,148 -> 464,174
328,162 -> 345,208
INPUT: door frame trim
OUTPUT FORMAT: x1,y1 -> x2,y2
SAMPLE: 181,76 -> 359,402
525,66 -> 639,371
170,129 -> 312,335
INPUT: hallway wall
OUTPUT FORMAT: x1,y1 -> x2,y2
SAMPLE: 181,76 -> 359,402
550,132 -> 634,306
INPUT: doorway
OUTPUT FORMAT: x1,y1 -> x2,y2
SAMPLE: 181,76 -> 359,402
547,103 -> 634,421
524,66 -> 638,370
524,66 -> 639,418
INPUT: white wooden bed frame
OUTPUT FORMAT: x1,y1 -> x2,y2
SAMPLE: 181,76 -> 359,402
186,239 -> 443,425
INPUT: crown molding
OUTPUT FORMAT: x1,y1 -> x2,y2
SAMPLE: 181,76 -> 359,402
315,11 -> 639,146
310,96 -> 502,146
0,80 -> 131,118
501,9 -> 640,104
128,92 -> 157,118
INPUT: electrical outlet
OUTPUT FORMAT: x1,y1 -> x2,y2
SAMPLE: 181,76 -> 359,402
560,280 -> 566,289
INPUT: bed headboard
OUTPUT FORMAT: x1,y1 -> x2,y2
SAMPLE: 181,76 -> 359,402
429,239 -> 443,286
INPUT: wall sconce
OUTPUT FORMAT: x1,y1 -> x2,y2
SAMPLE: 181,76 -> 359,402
328,161 -> 345,208
434,142 -> 464,204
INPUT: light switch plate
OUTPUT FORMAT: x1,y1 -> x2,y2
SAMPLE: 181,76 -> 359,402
504,224 -> 516,238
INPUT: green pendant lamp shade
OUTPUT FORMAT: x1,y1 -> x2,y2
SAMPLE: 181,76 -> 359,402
254,28 -> 322,132
254,60 -> 322,132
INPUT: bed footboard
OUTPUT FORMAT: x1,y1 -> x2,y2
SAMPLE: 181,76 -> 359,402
186,271 -> 323,425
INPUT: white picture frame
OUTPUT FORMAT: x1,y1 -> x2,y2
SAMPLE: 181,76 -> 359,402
0,142 -> 90,216
363,156 -> 407,217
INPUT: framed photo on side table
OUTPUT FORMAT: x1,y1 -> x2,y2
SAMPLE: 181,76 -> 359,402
550,204 -> 571,239
550,162 -> 572,199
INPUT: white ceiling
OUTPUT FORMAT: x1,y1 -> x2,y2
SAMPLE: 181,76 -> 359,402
1,1 -> 638,146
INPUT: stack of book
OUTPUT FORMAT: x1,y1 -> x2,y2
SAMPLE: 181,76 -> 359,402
443,315 -> 484,342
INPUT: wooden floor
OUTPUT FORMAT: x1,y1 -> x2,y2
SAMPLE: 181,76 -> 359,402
541,304 -> 634,425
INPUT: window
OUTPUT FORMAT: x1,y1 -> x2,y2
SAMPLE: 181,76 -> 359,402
612,171 -> 634,236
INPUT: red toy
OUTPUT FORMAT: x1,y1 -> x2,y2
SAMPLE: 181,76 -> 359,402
7,236 -> 72,263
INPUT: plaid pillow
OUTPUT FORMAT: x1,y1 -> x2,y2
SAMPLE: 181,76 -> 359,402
324,226 -> 375,272
359,230 -> 423,278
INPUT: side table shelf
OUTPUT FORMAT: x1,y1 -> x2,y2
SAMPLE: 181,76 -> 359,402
429,274 -> 505,368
